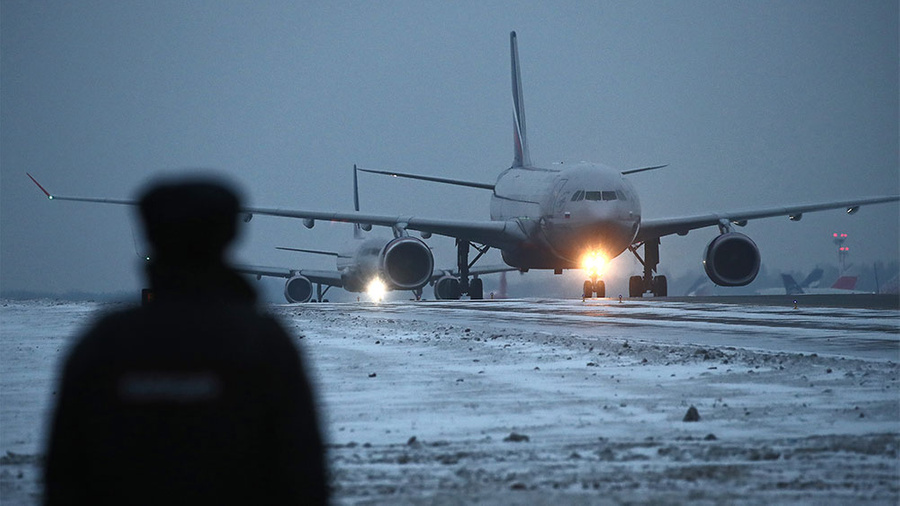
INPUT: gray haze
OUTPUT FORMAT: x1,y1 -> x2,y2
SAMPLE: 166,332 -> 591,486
2,1 -> 898,299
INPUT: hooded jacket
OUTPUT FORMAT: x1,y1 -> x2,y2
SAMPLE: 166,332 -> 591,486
44,262 -> 328,505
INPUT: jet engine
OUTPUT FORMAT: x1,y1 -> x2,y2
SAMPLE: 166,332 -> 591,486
433,275 -> 461,300
703,232 -> 760,286
380,237 -> 434,290
283,275 -> 313,303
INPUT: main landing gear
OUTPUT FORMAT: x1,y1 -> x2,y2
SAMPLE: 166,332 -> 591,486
454,239 -> 487,300
316,283 -> 331,303
628,238 -> 667,298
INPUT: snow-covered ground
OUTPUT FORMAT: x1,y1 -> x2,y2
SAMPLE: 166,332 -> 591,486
2,298 -> 898,504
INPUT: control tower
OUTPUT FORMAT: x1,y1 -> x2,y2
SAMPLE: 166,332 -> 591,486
832,232 -> 849,275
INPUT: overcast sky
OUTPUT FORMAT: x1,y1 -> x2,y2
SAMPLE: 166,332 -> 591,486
2,0 -> 897,298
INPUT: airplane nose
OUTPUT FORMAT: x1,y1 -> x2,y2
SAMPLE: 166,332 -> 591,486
567,205 -> 633,249
577,203 -> 616,224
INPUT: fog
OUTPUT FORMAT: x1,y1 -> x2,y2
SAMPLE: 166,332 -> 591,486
2,1 -> 897,299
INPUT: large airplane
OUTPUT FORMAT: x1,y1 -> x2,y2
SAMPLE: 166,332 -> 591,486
753,267 -> 826,295
240,244 -> 512,303
28,32 -> 899,299
235,168 -> 513,302
781,272 -> 869,295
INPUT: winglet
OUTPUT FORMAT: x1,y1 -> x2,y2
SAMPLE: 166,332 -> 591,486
27,173 -> 53,199
510,31 -> 532,168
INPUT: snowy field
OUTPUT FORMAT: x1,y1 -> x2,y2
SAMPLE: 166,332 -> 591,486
1,297 -> 898,504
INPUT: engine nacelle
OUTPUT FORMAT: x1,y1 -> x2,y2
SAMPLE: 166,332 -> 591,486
380,237 -> 434,290
433,275 -> 461,300
703,232 -> 760,286
283,275 -> 313,303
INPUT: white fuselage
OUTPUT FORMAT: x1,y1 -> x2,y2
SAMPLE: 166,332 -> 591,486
490,162 -> 641,269
334,235 -> 434,292
335,237 -> 384,292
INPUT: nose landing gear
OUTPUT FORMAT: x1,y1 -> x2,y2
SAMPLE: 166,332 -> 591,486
583,277 -> 606,298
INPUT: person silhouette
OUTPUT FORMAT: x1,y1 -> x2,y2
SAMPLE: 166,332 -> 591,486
44,176 -> 328,505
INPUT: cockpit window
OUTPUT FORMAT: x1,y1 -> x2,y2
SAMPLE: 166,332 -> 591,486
579,190 -> 622,202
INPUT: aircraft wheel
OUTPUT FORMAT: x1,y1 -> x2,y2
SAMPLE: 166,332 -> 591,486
445,279 -> 462,300
449,280 -> 461,300
469,278 -> 484,300
653,276 -> 668,297
594,280 -> 606,298
628,276 -> 643,298
583,280 -> 594,299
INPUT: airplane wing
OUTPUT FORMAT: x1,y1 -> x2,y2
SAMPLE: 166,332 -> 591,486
635,195 -> 900,243
33,173 -> 895,255
234,265 -> 344,288
28,174 -> 529,250
244,205 -> 529,249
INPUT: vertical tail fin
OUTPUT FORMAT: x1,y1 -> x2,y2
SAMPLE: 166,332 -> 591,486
830,276 -> 858,290
353,164 -> 361,212
781,274 -> 805,295
799,267 -> 824,288
353,164 -> 363,239
510,31 -> 531,168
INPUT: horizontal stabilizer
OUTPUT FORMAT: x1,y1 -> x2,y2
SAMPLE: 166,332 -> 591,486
430,264 -> 518,284
622,164 -> 668,175
357,167 -> 494,190
276,247 -> 340,257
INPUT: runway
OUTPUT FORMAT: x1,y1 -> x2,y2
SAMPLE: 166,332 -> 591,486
661,294 -> 900,310
284,297 -> 899,503
322,296 -> 900,360
1,297 -> 898,504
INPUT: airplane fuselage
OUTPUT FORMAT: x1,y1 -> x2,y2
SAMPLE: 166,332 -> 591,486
336,235 -> 434,292
490,162 -> 641,270
335,237 -> 386,292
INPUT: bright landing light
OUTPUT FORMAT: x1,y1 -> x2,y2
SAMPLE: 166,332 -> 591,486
581,251 -> 607,277
366,278 -> 387,302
